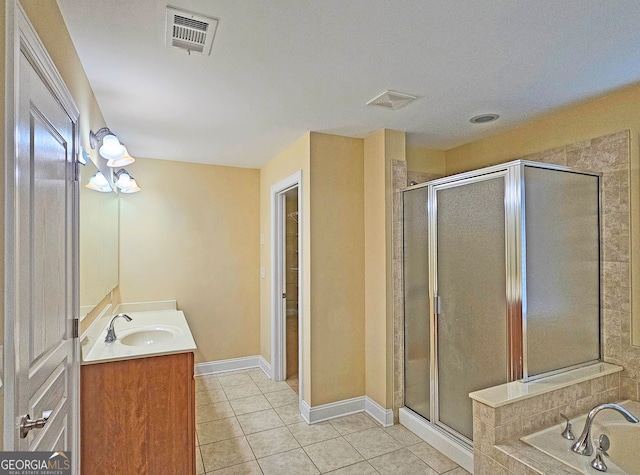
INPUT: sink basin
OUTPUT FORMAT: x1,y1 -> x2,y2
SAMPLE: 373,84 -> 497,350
120,326 -> 179,346
82,309 -> 197,364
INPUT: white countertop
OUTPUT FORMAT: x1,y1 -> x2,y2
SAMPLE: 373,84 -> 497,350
82,306 -> 197,365
469,362 -> 623,408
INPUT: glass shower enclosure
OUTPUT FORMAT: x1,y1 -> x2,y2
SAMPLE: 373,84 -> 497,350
403,160 -> 601,445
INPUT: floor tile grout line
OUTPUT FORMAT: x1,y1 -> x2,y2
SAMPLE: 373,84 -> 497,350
299,443 -> 327,474
196,373 -> 466,474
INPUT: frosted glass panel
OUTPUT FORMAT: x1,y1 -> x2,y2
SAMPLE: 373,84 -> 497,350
524,167 -> 600,377
403,187 -> 430,420
437,176 -> 508,440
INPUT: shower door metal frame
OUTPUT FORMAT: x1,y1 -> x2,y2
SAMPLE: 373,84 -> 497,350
402,159 -> 603,447
429,167 -> 514,446
517,161 -> 603,382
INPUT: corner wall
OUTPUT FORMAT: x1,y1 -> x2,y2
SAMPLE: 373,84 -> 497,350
259,133 -> 311,402
406,146 -> 445,184
309,132 -> 365,406
364,129 -> 405,409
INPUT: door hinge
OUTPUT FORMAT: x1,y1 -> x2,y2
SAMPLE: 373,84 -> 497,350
73,160 -> 80,182
71,318 -> 79,338
434,295 -> 441,316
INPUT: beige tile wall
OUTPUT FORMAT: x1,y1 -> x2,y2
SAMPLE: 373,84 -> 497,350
392,159 -> 407,422
473,372 -> 621,474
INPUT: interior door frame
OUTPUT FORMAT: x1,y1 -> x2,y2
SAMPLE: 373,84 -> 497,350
4,0 -> 80,464
270,171 -> 302,402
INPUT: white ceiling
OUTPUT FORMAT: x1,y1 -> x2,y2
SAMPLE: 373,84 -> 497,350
57,0 -> 640,168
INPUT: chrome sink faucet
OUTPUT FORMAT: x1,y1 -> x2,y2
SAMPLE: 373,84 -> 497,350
104,313 -> 132,343
571,403 -> 638,456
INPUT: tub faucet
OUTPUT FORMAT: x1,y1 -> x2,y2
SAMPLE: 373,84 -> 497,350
104,313 -> 132,343
571,403 -> 638,456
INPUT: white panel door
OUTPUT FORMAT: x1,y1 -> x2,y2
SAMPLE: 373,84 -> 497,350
5,5 -> 79,464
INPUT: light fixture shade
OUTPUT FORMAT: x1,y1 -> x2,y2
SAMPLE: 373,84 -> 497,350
106,146 -> 135,167
120,178 -> 141,193
99,134 -> 126,160
85,172 -> 113,192
115,171 -> 132,190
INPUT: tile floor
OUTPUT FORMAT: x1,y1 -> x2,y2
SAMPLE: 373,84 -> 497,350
195,369 -> 470,474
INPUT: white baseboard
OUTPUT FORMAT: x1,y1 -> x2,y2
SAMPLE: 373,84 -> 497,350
195,355 -> 272,378
399,407 -> 474,473
365,397 -> 395,427
259,357 -> 272,378
300,396 -> 393,427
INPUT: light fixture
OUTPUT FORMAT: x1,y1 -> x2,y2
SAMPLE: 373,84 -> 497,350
89,127 -> 126,160
470,113 -> 500,124
85,172 -> 113,192
114,168 -> 141,193
106,146 -> 135,167
120,178 -> 141,194
99,134 -> 126,160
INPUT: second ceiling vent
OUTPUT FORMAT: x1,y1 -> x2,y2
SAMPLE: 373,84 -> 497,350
367,90 -> 418,110
166,6 -> 219,56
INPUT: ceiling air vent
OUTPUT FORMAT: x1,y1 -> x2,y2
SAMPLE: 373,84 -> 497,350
367,90 -> 418,110
166,6 -> 219,56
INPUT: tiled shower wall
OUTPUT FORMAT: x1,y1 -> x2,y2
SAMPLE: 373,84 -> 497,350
391,130 -> 639,421
392,160 -> 408,422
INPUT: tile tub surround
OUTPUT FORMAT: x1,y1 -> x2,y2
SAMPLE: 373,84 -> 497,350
391,159 -> 407,421
194,368 -> 470,474
471,368 -> 623,474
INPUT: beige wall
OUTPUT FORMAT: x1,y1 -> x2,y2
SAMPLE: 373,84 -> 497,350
259,132 -> 367,406
309,132 -> 365,406
444,82 -> 640,395
364,131 -> 386,408
259,133 -> 311,401
406,145 -> 446,175
118,158 -> 260,364
364,129 -> 406,409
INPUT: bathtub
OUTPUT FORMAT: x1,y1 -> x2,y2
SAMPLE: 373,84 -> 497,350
521,400 -> 640,475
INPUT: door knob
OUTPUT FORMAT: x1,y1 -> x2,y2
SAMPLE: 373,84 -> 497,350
19,411 -> 51,439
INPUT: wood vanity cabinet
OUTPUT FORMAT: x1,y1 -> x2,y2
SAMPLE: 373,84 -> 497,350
81,352 -> 195,475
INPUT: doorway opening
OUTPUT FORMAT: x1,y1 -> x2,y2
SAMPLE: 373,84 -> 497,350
270,171 -> 303,403
284,189 -> 299,393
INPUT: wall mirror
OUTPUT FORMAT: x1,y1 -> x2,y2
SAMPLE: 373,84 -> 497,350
80,157 -> 119,319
